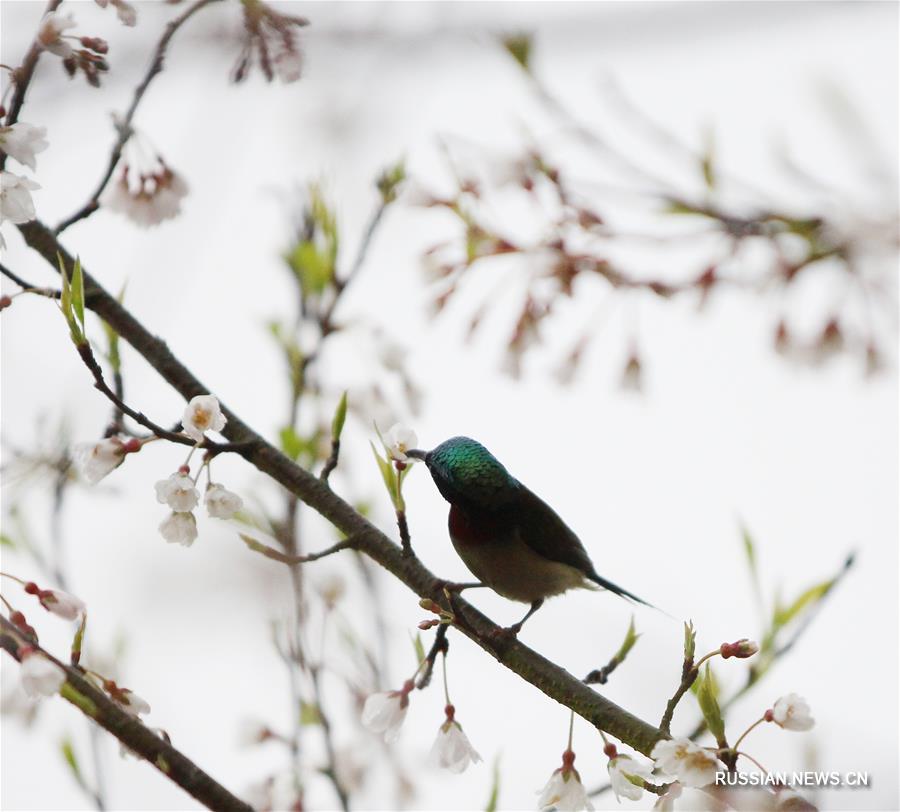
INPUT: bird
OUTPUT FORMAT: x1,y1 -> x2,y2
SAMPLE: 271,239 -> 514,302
406,436 -> 653,634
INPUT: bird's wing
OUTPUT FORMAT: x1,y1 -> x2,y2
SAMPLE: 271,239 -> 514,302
512,484 -> 598,576
513,484 -> 654,607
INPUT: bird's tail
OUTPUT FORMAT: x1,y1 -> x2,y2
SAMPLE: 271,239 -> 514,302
587,571 -> 656,610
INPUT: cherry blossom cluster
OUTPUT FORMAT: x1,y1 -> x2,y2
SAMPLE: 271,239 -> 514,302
36,11 -> 111,87
74,395 -> 243,547
231,0 -> 308,84
0,120 -> 47,247
156,396 -> 243,546
102,134 -> 189,228
361,642 -> 481,776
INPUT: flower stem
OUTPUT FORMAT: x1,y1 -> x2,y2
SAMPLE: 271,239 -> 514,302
736,750 -> 771,775
566,709 -> 575,752
441,649 -> 451,706
733,716 -> 765,751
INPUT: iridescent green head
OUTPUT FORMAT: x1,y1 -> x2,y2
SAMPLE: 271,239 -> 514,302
412,436 -> 520,511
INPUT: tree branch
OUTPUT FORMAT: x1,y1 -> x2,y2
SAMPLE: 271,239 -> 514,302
54,0 -> 224,233
0,0 -> 64,159
0,615 -> 252,812
16,217 -> 668,757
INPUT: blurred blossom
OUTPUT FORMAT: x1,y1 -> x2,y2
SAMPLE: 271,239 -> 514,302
31,586 -> 86,621
0,171 -> 39,225
537,763 -> 593,811
19,649 -> 66,699
155,473 -> 200,512
651,738 -> 720,788
158,511 -> 198,546
652,782 -> 683,811
608,754 -> 654,802
361,682 -> 413,742
620,353 -> 643,393
237,719 -> 271,746
116,689 -> 151,717
103,164 -> 188,228
770,694 -> 814,731
205,483 -> 243,519
74,437 -> 126,484
232,0 -> 308,84
333,745 -> 369,795
428,709 -> 482,773
181,395 -> 227,441
36,11 -> 76,57
316,573 -> 346,609
0,123 -> 49,171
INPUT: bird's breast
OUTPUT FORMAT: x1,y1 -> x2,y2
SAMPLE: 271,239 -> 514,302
447,505 -> 589,604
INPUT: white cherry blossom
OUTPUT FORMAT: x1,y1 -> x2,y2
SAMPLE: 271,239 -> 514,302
0,123 -> 49,171
155,472 -> 200,512
159,512 -> 198,546
181,395 -> 227,441
771,694 -> 815,731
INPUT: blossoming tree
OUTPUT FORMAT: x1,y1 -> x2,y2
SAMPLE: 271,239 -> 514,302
1,3 -> 895,812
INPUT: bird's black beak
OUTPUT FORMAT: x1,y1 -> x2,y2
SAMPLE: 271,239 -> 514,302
406,448 -> 428,462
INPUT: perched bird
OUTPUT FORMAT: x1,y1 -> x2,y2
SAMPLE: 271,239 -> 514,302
406,436 -> 653,634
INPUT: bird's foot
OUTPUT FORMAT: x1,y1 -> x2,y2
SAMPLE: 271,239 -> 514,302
434,580 -> 484,595
490,623 -> 522,641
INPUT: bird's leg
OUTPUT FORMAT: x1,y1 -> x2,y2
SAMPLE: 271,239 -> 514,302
497,598 -> 545,638
440,581 -> 486,593
438,581 -> 487,622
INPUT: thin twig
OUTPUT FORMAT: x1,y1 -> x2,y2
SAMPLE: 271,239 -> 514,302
0,616 -> 252,812
72,338 -> 253,456
685,552 -> 855,740
55,0 -> 224,233
659,657 -> 698,735
319,438 -> 340,482
0,0 -> 63,153
0,261 -> 61,298
396,509 -> 412,557
415,623 -> 449,690
240,534 -> 357,565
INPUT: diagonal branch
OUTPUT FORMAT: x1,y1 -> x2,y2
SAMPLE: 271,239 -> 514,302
16,217 -> 667,757
0,615 -> 252,812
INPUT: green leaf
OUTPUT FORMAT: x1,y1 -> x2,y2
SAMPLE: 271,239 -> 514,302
370,441 -> 398,506
71,256 -> 85,331
286,240 -> 332,296
614,615 -> 640,662
412,632 -> 426,667
485,756 -> 501,812
280,426 -> 304,461
0,533 -> 15,548
57,253 -> 85,345
700,128 -> 716,190
740,523 -> 757,577
773,578 -> 835,629
71,613 -> 87,666
683,621 -> 696,662
101,320 -> 121,373
331,391 -> 348,442
695,663 -> 726,747
60,737 -> 84,786
300,701 -> 321,725
501,33 -> 532,71
664,199 -> 707,217
377,160 -> 406,204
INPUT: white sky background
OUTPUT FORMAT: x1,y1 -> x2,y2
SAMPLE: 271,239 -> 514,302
1,1 -> 898,811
